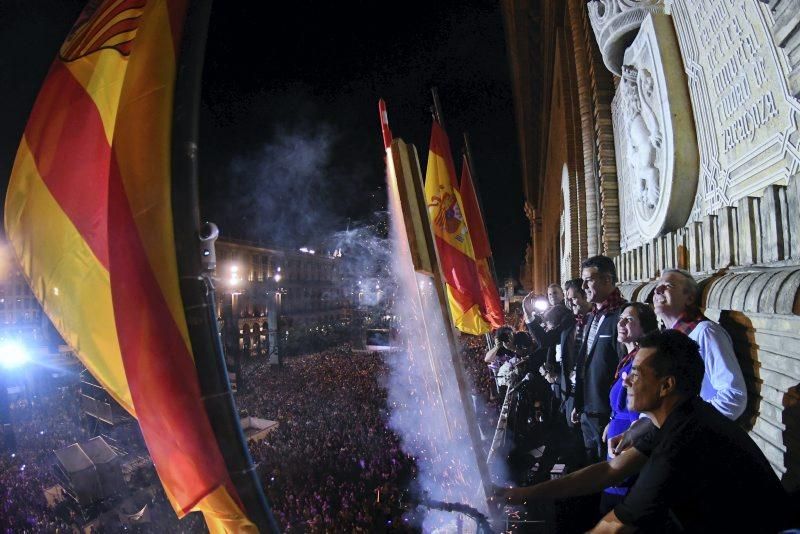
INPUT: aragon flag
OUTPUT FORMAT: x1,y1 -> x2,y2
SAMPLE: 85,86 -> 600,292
4,1 -> 255,531
459,156 -> 504,329
424,121 -> 491,335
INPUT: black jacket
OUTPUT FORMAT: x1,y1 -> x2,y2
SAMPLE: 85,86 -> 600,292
526,311 -> 576,391
574,309 -> 625,415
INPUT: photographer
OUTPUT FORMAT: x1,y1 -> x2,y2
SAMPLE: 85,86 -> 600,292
523,287 -> 574,403
493,330 -> 791,533
485,326 -> 516,399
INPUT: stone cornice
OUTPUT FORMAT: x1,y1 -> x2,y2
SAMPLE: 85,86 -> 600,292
587,0 -> 667,75
705,268 -> 800,315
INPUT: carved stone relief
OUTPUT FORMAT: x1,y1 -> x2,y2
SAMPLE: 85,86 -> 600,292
668,0 -> 800,219
587,0 -> 668,75
612,14 -> 699,251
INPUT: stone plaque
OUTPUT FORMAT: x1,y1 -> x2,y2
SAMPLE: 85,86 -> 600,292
613,14 -> 699,251
669,0 -> 800,219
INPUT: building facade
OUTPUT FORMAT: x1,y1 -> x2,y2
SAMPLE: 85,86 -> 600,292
215,238 -> 349,355
503,0 -> 800,489
0,241 -> 56,346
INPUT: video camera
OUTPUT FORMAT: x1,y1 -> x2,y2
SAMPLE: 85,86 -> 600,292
495,326 -> 514,345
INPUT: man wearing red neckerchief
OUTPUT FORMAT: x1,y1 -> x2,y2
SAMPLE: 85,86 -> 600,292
654,268 -> 746,420
572,255 -> 627,464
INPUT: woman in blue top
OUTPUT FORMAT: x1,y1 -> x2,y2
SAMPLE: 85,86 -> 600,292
600,302 -> 658,511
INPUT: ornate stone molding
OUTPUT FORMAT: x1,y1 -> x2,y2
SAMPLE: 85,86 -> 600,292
587,0 -> 667,75
705,268 -> 800,315
759,0 -> 800,99
617,280 -> 648,301
668,0 -> 800,220
613,14 -> 698,251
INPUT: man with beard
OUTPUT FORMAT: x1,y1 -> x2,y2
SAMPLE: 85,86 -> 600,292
494,330 -> 791,533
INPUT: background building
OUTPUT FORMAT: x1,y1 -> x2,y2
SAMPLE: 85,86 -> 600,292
502,0 -> 800,491
215,238 -> 351,357
0,241 -> 58,347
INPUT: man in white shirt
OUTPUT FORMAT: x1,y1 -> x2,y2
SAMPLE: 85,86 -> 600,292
652,269 -> 747,420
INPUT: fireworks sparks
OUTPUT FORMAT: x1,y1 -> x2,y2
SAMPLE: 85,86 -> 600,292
384,166 -> 488,532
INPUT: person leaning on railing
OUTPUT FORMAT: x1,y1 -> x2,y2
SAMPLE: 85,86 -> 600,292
493,330 -> 791,533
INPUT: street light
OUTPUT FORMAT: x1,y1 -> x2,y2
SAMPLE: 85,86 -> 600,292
229,264 -> 241,286
0,341 -> 28,370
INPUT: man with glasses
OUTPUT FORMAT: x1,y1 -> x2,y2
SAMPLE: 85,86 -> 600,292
653,269 -> 746,420
494,330 -> 790,533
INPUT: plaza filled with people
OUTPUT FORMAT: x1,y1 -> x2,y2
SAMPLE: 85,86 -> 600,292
1,257 -> 796,533
238,347 -> 419,532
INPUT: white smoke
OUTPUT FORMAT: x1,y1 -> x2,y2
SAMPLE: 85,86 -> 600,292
384,179 -> 489,532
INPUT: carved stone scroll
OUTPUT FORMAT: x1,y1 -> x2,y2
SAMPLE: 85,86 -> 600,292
613,14 -> 699,251
587,0 -> 668,75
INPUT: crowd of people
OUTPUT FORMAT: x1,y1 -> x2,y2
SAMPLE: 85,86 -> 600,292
0,382 -> 209,533
488,255 -> 794,532
2,254 -> 795,532
238,346 -> 418,532
0,386 -> 87,533
0,338 -> 503,533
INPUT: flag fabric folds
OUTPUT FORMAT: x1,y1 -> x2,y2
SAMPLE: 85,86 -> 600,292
424,121 -> 491,335
5,1 -> 254,531
459,156 -> 504,329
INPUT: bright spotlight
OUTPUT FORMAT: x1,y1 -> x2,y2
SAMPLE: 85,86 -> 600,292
534,298 -> 549,312
274,273 -> 282,282
0,341 -> 28,370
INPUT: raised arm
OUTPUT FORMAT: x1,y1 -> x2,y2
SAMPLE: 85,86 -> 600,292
484,345 -> 500,364
493,446 -> 648,504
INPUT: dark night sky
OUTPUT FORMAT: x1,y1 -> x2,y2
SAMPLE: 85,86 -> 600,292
0,0 -> 528,279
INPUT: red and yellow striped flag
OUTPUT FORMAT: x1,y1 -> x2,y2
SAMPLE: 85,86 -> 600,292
5,1 -> 254,531
424,121 -> 490,335
459,156 -> 504,329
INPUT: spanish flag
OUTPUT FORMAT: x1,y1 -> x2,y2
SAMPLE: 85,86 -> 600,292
5,1 -> 254,531
424,121 -> 490,335
459,156 -> 504,329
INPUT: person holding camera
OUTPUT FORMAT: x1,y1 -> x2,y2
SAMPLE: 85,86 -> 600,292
485,326 -> 515,399
494,330 -> 791,533
523,290 -> 574,405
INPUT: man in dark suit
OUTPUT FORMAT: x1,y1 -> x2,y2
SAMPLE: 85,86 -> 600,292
572,256 -> 626,464
560,279 -> 592,429
494,330 -> 791,534
526,279 -> 592,468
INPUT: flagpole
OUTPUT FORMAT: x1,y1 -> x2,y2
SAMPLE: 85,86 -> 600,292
424,89 -> 494,505
170,0 -> 278,531
462,134 -> 500,351
462,132 -> 501,297
431,86 -> 445,130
